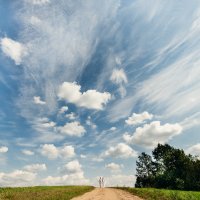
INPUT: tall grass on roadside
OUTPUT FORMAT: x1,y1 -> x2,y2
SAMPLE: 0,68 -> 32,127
0,185 -> 94,200
116,187 -> 200,200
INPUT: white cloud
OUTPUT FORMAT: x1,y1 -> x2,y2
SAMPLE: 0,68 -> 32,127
185,143 -> 200,157
107,95 -> 136,122
105,162 -> 123,172
135,52 -> 200,118
180,112 -> 200,130
23,164 -> 46,172
33,117 -> 56,129
124,121 -> 182,149
59,106 -> 68,114
125,111 -> 153,125
0,146 -> 8,153
26,0 -> 50,5
104,143 -> 138,158
65,112 -> 76,120
22,149 -> 34,156
105,174 -> 136,187
42,172 -> 89,186
31,118 -> 64,143
58,82 -> 111,110
110,69 -> 128,98
60,145 -> 75,159
40,144 -> 58,159
33,96 -> 46,105
29,16 -> 41,25
0,170 -> 36,187
0,37 -> 27,65
110,127 -> 116,131
43,159 -> 89,186
92,157 -> 104,162
86,116 -> 97,129
41,121 -> 56,128
40,144 -> 75,160
62,160 -> 82,174
80,154 -> 86,159
110,69 -> 128,84
15,0 -> 120,128
58,121 -> 86,137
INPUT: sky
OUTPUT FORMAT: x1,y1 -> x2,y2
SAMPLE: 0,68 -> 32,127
1,0 -> 200,187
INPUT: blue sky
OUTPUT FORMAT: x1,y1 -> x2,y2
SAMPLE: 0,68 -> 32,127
1,0 -> 200,187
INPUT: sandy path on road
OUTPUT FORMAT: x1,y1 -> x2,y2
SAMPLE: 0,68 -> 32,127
71,188 -> 143,200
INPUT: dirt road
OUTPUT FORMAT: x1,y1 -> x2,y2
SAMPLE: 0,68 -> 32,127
71,188 -> 143,200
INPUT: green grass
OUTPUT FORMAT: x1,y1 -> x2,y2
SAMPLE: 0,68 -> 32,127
116,187 -> 200,200
0,185 -> 94,200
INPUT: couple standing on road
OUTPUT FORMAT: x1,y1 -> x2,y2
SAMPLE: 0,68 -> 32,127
98,177 -> 105,188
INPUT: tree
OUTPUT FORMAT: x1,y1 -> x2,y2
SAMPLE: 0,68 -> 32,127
135,143 -> 200,191
135,152 -> 157,187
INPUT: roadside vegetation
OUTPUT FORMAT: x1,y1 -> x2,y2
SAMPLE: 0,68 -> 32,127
0,185 -> 94,200
135,143 -> 200,190
118,187 -> 200,200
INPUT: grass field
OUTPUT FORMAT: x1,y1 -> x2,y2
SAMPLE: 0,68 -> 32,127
0,185 -> 94,200
117,187 -> 200,200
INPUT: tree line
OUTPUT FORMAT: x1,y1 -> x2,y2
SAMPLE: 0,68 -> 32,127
135,144 -> 200,190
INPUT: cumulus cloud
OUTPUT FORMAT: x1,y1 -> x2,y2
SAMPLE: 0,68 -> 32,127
33,96 -> 46,105
110,69 -> 128,98
86,116 -> 97,129
105,174 -> 136,187
185,143 -> 200,157
105,162 -> 123,172
60,146 -> 76,159
0,170 -> 36,187
22,149 -> 34,156
125,111 -> 153,125
41,121 -> 56,128
110,127 -> 116,131
0,146 -> 8,153
58,121 -> 86,137
33,117 -> 56,129
61,160 -> 82,174
124,121 -> 182,148
23,164 -> 46,172
104,143 -> 138,158
0,37 -> 27,65
40,144 -> 58,159
43,160 -> 89,186
59,106 -> 68,114
58,82 -> 111,110
65,112 -> 76,120
40,144 -> 75,160
42,172 -> 89,186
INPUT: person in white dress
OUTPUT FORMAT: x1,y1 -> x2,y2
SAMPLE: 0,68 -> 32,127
101,177 -> 105,188
99,177 -> 102,188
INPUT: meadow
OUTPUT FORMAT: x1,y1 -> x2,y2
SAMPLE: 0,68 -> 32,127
0,185 -> 94,200
117,187 -> 200,200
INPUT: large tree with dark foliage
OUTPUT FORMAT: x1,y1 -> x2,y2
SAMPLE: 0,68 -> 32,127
135,144 -> 200,191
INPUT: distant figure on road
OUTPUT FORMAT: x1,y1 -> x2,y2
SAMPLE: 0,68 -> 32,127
99,177 -> 102,188
102,177 -> 105,188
